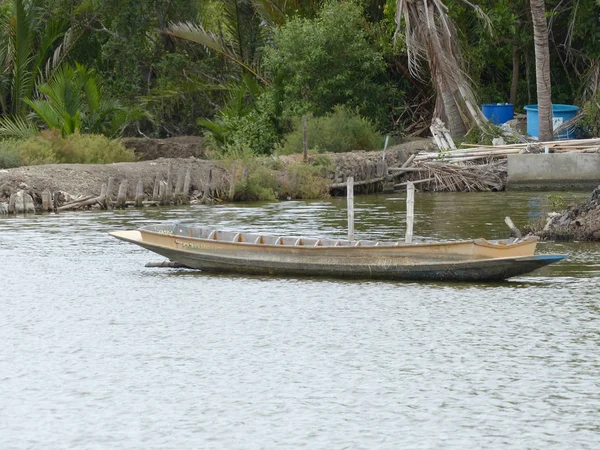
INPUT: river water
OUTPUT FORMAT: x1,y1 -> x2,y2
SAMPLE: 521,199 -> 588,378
2,191 -> 600,449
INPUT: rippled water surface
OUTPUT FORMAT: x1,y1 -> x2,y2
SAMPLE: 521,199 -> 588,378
2,191 -> 600,449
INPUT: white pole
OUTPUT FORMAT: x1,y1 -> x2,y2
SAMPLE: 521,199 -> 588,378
405,181 -> 414,244
347,176 -> 354,242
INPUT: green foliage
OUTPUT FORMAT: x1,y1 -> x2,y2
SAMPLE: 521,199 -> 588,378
234,163 -> 278,201
21,63 -> 148,138
280,162 -> 331,199
200,77 -> 279,154
6,130 -> 136,166
0,140 -> 23,168
278,107 -> 383,154
0,0 -> 76,117
581,97 -> 600,137
140,52 -> 220,136
547,193 -> 565,210
263,1 -> 392,128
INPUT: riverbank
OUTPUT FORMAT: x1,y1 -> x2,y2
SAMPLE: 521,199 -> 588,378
531,186 -> 600,241
0,140 -> 430,212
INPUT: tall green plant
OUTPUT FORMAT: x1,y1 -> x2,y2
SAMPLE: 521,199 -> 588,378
0,63 -> 149,138
0,0 -> 76,117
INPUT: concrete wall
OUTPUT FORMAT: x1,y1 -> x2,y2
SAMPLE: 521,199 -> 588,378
507,153 -> 600,190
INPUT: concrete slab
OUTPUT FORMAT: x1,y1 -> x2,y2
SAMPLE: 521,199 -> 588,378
507,153 -> 600,190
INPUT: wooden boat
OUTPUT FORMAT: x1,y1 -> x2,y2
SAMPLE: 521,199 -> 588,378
110,224 -> 566,282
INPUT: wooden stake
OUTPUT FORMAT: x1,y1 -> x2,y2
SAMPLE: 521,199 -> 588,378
106,177 -> 115,208
203,169 -> 212,202
182,167 -> 191,203
116,179 -> 128,208
165,163 -> 173,204
152,174 -> 160,202
174,168 -> 185,200
405,181 -> 415,244
100,183 -> 107,208
347,176 -> 354,242
8,193 -> 16,214
159,181 -> 167,205
135,180 -> 144,207
41,190 -> 52,212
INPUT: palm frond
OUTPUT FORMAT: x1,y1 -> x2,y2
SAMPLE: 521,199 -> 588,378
0,115 -> 38,138
11,0 -> 35,115
165,21 -> 268,85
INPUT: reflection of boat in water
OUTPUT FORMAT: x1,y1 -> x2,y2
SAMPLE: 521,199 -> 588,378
110,224 -> 566,282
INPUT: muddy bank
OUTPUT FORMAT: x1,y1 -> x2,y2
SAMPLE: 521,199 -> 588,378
0,140 -> 429,212
121,136 -> 206,160
533,186 -> 600,240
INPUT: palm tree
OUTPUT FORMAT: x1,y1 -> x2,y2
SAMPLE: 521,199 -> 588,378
0,0 -> 76,117
165,0 -> 268,84
530,0 -> 553,142
0,63 -> 149,138
395,0 -> 491,137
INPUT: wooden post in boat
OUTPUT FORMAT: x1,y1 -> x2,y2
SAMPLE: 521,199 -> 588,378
405,181 -> 415,243
347,176 -> 354,242
182,167 -> 191,203
229,161 -> 237,200
116,179 -> 128,208
135,180 -> 144,207
302,115 -> 308,163
504,216 -> 522,239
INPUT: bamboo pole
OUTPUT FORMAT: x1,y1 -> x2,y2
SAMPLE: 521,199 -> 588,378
405,181 -> 415,244
347,176 -> 354,242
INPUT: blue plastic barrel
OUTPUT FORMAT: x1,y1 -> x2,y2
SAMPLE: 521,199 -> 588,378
481,103 -> 514,124
524,104 -> 580,139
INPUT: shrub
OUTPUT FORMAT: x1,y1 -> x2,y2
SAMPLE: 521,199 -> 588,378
234,164 -> 279,201
280,163 -> 331,199
0,140 -> 23,168
2,131 -> 136,167
278,107 -> 383,154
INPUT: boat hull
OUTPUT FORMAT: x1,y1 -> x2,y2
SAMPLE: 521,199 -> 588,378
110,230 -> 565,282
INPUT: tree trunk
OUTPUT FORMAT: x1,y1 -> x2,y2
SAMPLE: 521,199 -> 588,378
530,0 -> 553,142
510,38 -> 520,106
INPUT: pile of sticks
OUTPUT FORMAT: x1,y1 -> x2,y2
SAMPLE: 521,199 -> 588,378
416,137 -> 600,164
